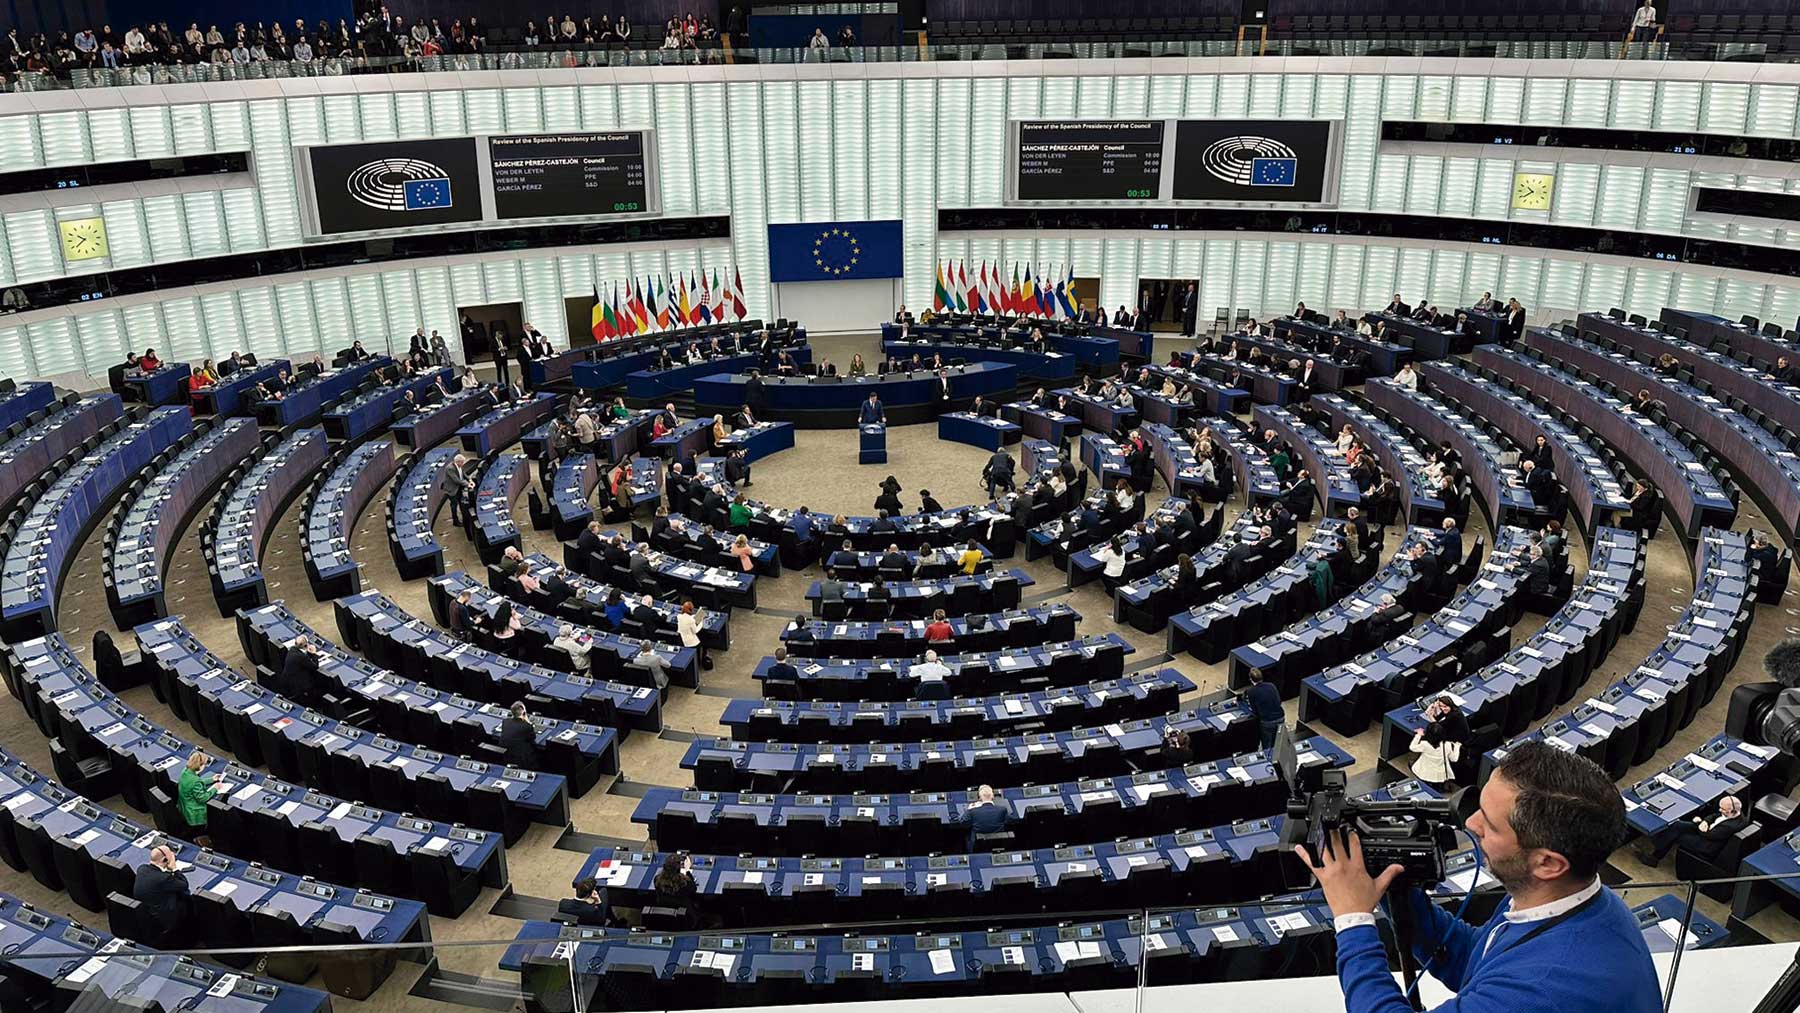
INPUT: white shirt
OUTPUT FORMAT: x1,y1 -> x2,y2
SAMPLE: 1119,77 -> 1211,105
1094,545 -> 1128,578
910,660 -> 951,683
1632,5 -> 1656,27
1395,369 -> 1419,390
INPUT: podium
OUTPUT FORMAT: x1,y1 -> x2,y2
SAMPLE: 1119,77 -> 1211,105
859,424 -> 887,464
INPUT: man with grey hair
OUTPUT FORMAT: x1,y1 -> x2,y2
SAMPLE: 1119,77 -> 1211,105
909,649 -> 951,700
628,642 -> 669,692
1634,794 -> 1748,866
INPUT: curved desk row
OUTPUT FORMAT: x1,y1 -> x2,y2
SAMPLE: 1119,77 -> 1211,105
0,885 -> 330,1013
781,603 -> 1078,659
1270,316 -> 1411,376
802,569 -> 1031,619
459,392 -> 557,457
1410,361 -> 1626,535
191,359 -> 289,417
1173,351 -> 1293,407
567,528 -> 754,611
1172,521 -> 1349,665
683,689 -> 1253,794
882,339 -> 1079,380
1,406 -> 190,641
3,632 -> 500,914
0,378 -> 55,428
387,445 -> 460,580
302,439 -> 400,600
633,737 -> 1353,856
1253,404 -> 1359,517
1524,328 -> 1800,546
1140,423 -> 1217,501
136,618 -> 569,847
0,392 -> 121,513
500,552 -> 731,651
252,357 -> 390,429
471,451 -> 531,564
1365,377 -> 1541,528
427,573 -> 700,689
238,602 -> 620,791
566,323 -> 800,390
390,383 -> 491,451
1299,526 -> 1535,736
626,346 -> 813,400
1479,528 -> 1751,784
1153,514 -> 1289,639
1312,393 -> 1446,524
720,668 -> 1194,743
523,407 -> 655,465
1070,496 -> 1203,591
715,419 -> 795,464
1579,312 -> 1800,443
753,634 -> 1132,702
1480,343 -> 1735,538
322,365 -> 456,442
204,427 -> 329,616
1229,526 -> 1435,695
634,512 -> 781,578
1661,307 -> 1796,369
105,418 -> 260,627
1379,524 -> 1648,760
1144,363 -> 1251,417
693,362 -> 1020,427
1201,417 -> 1284,507
308,593 -> 662,732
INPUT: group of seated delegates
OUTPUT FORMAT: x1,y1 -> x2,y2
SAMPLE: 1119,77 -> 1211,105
400,326 -> 456,370
390,368 -> 463,421
1192,332 -> 1329,404
566,525 -> 714,666
1379,290 -> 1527,341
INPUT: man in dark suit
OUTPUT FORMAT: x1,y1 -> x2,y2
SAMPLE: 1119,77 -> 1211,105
132,845 -> 193,949
1385,293 -> 1410,317
575,520 -> 605,560
965,784 -> 1012,849
557,877 -> 613,927
1281,474 -> 1315,518
765,647 -> 799,696
1226,529 -> 1265,583
599,534 -> 632,575
1521,459 -> 1556,505
1180,282 -> 1199,337
878,544 -> 912,578
1344,506 -> 1370,550
859,392 -> 886,425
627,545 -> 654,586
1437,517 -> 1464,568
273,638 -> 321,702
1750,532 -> 1783,583
744,371 -> 767,416
1774,356 -> 1798,385
1405,541 -> 1444,609
1523,545 -> 1556,596
985,448 -> 1016,498
1636,795 -> 1748,865
500,701 -> 537,768
629,593 -> 662,629
1173,501 -> 1201,545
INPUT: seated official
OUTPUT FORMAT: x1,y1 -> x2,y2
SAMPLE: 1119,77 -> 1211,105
1634,795 -> 1747,866
500,701 -> 538,768
653,853 -> 699,914
132,845 -> 193,949
558,876 -> 616,927
177,751 -> 221,845
1301,741 -> 1659,1013
965,783 -> 1012,849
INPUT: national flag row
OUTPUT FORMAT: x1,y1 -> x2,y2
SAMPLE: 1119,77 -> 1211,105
590,267 -> 750,341
932,261 -> 1084,319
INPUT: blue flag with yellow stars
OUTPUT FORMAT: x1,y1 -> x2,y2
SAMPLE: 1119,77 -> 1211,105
767,219 -> 904,283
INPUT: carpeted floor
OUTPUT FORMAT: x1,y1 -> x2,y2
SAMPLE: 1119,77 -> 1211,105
1,329 -> 1795,1010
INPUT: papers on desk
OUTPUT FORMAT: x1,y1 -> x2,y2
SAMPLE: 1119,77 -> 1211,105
2,794 -> 33,812
209,880 -> 239,898
690,950 -> 737,975
1267,912 -> 1311,935
1658,917 -> 1698,949
1689,755 -> 1721,773
420,836 -> 451,854
276,801 -> 300,817
740,871 -> 764,885
1055,940 -> 1104,963
64,957 -> 111,984
1655,773 -> 1687,792
803,873 -> 824,887
230,783 -> 260,803
70,829 -> 100,847
1004,698 -> 1025,715
1212,925 -> 1240,943
328,802 -> 353,821
928,948 -> 956,975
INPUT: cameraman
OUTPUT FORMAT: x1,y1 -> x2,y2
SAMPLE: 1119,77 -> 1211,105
1298,741 -> 1659,1013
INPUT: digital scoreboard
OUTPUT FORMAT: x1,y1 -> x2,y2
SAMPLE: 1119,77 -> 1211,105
488,132 -> 652,219
1007,118 -> 1340,206
1013,121 -> 1166,202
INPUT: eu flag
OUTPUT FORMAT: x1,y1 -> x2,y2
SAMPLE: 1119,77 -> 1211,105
1250,158 -> 1297,187
403,177 -> 454,209
767,219 -> 904,283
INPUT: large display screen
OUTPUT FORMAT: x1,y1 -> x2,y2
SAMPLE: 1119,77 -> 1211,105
488,132 -> 652,219
298,131 -> 658,237
305,137 -> 485,235
1007,118 -> 1339,206
1013,121 -> 1166,202
1170,119 -> 1335,203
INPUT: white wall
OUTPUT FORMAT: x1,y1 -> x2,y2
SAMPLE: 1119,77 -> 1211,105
771,279 -> 900,335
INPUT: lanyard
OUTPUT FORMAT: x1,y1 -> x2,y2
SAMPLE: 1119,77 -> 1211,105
1476,891 -> 1603,970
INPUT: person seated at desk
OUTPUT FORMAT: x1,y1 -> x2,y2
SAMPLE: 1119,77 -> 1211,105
949,541 -> 981,576
1437,517 -> 1464,568
607,397 -> 632,421
1113,304 -> 1132,325
731,403 -> 759,430
1539,520 -> 1567,570
965,783 -> 1011,848
910,649 -> 952,700
500,700 -> 537,767
859,392 -> 886,425
558,877 -> 615,927
137,347 -> 163,371
177,750 -> 222,846
271,637 -> 322,702
775,351 -> 799,375
1751,531 -> 1782,582
219,350 -> 248,377
1028,386 -> 1051,408
254,371 -> 288,401
1093,536 -> 1131,589
1393,362 -> 1419,390
653,853 -> 699,917
924,609 -> 954,642
445,589 -> 479,640
1161,725 -> 1194,765
1635,795 -> 1748,866
132,844 -> 193,949
188,361 -> 216,398
1773,356 -> 1798,385
1522,543 -> 1556,596
595,588 -> 627,630
624,641 -> 669,692
847,353 -> 868,378
346,340 -> 372,362
879,543 -> 912,578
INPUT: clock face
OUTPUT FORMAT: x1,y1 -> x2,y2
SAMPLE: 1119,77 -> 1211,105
1511,173 -> 1554,211
58,217 -> 109,262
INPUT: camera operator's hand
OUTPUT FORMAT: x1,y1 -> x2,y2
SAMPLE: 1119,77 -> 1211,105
1295,829 -> 1406,921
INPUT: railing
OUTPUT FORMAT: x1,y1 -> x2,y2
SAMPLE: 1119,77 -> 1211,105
3,34 -> 1793,92
15,871 -> 1793,1011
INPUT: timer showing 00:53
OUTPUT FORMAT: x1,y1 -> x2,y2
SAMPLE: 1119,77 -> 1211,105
1124,188 -> 1154,199
612,201 -> 642,212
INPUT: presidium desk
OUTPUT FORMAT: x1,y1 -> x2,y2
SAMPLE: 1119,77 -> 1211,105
691,361 -> 1021,427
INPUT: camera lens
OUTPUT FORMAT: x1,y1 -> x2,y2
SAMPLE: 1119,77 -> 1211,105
1760,688 -> 1800,756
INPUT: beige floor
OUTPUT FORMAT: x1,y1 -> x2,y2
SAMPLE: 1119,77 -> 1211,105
2,331 -> 1796,1010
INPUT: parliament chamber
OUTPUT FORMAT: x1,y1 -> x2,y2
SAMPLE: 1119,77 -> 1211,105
5,5 -> 1800,1011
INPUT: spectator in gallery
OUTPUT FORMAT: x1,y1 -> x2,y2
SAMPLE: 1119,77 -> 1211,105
808,27 -> 829,49
838,24 -> 856,46
1631,0 -> 1657,35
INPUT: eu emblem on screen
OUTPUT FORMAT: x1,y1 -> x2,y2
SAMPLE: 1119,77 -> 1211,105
813,228 -> 863,276
403,178 -> 454,210
1250,157 -> 1297,187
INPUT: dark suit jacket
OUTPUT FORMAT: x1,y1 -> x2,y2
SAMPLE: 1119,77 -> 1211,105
557,895 -> 612,927
132,866 -> 192,946
499,716 -> 537,767
275,650 -> 318,702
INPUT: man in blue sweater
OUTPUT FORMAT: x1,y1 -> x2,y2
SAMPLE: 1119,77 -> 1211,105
1298,741 -> 1659,1013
